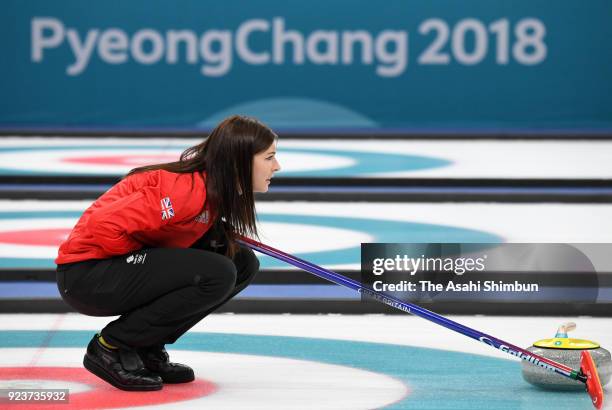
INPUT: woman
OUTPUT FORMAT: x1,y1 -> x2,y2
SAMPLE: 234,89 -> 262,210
55,115 -> 281,391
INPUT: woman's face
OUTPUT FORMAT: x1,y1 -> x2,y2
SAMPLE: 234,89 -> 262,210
252,141 -> 281,193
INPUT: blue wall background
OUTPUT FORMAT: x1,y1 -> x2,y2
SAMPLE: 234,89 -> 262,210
1,0 -> 611,133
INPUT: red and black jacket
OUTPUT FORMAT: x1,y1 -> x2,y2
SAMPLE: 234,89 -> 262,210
56,170 -> 213,264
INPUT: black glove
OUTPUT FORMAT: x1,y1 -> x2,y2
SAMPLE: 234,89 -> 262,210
191,221 -> 228,255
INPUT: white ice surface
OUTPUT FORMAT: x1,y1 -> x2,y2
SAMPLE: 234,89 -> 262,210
1,138 -> 611,178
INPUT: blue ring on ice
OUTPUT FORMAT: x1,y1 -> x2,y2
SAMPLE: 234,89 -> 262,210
0,330 -> 590,410
0,145 -> 450,176
0,211 -> 501,269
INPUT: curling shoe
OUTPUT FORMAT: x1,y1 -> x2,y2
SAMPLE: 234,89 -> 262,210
138,345 -> 195,383
83,335 -> 163,391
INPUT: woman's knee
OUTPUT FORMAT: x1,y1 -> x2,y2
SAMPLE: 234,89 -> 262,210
234,246 -> 260,280
193,253 -> 237,297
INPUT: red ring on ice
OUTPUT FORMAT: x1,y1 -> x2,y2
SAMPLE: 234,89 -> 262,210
0,229 -> 70,246
61,155 -> 178,167
0,367 -> 217,409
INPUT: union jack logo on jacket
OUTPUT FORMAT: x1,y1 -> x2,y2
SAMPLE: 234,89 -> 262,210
160,196 -> 175,220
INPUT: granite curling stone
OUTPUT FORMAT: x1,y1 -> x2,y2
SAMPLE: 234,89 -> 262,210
521,322 -> 611,390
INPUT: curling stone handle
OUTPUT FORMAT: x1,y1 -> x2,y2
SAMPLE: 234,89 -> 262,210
556,322 -> 577,338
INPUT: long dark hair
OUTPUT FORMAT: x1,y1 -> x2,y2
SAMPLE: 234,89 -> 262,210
127,115 -> 277,255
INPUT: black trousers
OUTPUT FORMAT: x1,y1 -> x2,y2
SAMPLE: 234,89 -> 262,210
56,241 -> 259,350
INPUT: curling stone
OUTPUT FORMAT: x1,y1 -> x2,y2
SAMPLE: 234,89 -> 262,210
521,322 -> 611,390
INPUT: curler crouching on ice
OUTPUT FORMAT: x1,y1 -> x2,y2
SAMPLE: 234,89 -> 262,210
54,115 -> 281,391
